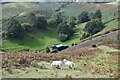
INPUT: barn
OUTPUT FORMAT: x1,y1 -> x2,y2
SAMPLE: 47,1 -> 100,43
52,44 -> 68,51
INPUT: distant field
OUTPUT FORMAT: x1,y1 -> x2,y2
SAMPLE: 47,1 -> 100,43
1,2 -> 119,78
2,24 -> 85,52
2,2 -> 119,52
2,2 -> 58,20
3,18 -> 118,52
61,3 -> 118,22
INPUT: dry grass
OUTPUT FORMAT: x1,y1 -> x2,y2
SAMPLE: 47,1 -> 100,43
2,45 -> 119,78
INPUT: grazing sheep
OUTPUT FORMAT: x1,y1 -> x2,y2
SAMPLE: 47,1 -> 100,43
51,61 -> 62,69
63,59 -> 75,70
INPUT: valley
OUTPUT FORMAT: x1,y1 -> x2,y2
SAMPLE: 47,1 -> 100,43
1,1 -> 119,78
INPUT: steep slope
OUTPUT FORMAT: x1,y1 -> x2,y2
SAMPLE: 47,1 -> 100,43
61,30 -> 119,53
2,2 -> 46,19
61,2 -> 118,22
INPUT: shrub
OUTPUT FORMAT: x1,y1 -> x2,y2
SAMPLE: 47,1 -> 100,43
45,47 -> 50,53
84,19 -> 105,35
91,44 -> 97,48
80,32 -> 90,40
16,12 -> 37,28
21,23 -> 33,31
58,21 -> 74,42
71,43 -> 75,46
47,19 -> 57,27
5,19 -> 24,39
77,11 -> 89,23
36,16 -> 48,29
2,31 -> 7,39
58,34 -> 69,42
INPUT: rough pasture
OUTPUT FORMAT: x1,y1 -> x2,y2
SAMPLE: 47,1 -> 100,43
2,45 -> 119,78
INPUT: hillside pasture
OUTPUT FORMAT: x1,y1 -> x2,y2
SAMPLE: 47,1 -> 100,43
2,24 -> 85,52
2,45 -> 119,78
2,2 -> 119,52
61,2 -> 118,22
2,2 -> 49,19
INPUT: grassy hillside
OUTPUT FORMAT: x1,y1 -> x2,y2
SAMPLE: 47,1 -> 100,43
61,3 -> 118,22
2,44 -> 119,78
3,25 -> 84,52
2,2 -> 53,20
2,2 -> 119,52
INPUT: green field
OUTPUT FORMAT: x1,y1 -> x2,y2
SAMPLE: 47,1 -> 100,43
3,22 -> 86,52
2,2 -> 60,20
1,2 -> 119,79
2,2 -> 118,52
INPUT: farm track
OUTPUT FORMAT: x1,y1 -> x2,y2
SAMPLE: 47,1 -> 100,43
61,30 -> 119,53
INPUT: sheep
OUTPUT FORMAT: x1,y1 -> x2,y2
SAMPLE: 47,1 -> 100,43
63,59 -> 75,70
50,61 -> 62,69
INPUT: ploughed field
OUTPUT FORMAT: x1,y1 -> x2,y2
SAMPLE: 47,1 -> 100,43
2,44 -> 119,78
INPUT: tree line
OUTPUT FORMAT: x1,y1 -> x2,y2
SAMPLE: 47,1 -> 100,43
2,9 -> 104,42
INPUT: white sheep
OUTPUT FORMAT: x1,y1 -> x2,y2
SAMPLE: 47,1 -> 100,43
50,61 -> 62,69
63,59 -> 75,70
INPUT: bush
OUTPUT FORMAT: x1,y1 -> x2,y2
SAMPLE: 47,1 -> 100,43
2,31 -> 7,39
89,10 -> 102,20
58,21 -> 74,42
45,47 -> 50,53
77,11 -> 89,23
36,16 -> 48,29
80,32 -> 90,40
58,34 -> 69,42
21,23 -> 33,31
84,19 -> 105,35
16,12 -> 37,28
47,19 -> 57,27
5,19 -> 24,39
91,44 -> 97,48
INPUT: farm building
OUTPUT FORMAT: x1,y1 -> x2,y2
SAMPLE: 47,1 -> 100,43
52,44 -> 68,51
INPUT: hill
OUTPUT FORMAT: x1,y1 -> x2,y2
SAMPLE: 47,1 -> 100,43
2,2 -> 119,52
2,41 -> 119,78
2,2 -> 55,20
61,30 -> 119,53
1,2 -> 119,78
61,2 -> 118,22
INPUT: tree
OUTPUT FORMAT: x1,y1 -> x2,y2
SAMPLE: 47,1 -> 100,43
16,13 -> 37,28
21,23 -> 33,31
89,10 -> 102,20
58,21 -> 73,36
58,34 -> 69,42
84,19 -> 104,35
58,21 -> 74,42
47,19 -> 57,27
68,16 -> 76,23
52,12 -> 63,24
78,11 -> 89,23
95,10 -> 102,19
45,47 -> 50,53
36,16 -> 48,29
89,13 -> 96,20
68,21 -> 75,29
80,32 -> 90,40
68,16 -> 76,28
6,19 -> 24,39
